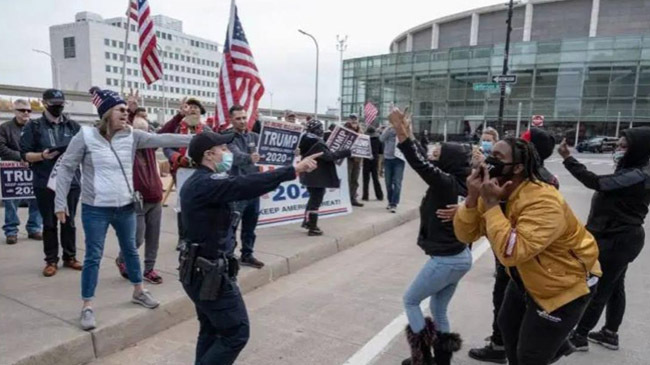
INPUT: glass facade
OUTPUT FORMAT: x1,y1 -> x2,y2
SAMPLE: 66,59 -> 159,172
342,35 -> 650,142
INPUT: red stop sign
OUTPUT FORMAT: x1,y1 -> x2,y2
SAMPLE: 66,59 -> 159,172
532,115 -> 544,127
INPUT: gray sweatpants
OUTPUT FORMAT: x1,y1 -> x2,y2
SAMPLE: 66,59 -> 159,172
118,202 -> 162,272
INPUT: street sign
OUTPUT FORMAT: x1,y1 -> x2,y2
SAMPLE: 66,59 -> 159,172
473,82 -> 500,92
532,115 -> 544,127
492,75 -> 518,84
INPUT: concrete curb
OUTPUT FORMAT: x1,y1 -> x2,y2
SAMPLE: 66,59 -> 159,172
10,207 -> 419,365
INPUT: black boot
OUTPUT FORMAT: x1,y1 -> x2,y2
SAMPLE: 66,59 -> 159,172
433,332 -> 462,365
402,318 -> 436,365
307,212 -> 323,236
300,215 -> 309,230
468,339 -> 506,364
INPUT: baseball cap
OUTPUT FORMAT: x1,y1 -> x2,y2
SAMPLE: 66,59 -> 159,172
42,89 -> 66,104
348,113 -> 358,120
188,132 -> 235,164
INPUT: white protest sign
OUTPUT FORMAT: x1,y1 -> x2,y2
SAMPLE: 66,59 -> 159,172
350,134 -> 373,159
257,160 -> 352,228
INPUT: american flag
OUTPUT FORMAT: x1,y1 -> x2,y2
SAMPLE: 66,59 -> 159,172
128,0 -> 163,85
364,101 -> 379,126
215,1 -> 265,130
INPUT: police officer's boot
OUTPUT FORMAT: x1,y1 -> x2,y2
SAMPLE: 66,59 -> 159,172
432,332 -> 462,365
307,212 -> 323,236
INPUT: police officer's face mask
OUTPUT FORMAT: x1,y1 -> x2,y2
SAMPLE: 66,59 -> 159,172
216,152 -> 234,172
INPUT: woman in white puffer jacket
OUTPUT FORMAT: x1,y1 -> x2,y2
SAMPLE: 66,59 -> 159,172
54,87 -> 193,330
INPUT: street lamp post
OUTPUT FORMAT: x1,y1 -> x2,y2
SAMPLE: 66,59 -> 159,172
299,29 -> 319,120
33,49 -> 59,89
496,0 -> 515,135
336,35 -> 348,123
156,45 -> 167,118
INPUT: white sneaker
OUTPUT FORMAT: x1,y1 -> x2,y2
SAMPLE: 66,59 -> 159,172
80,307 -> 96,331
132,289 -> 160,309
391,206 -> 397,213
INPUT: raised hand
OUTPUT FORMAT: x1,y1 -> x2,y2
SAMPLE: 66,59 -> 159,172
126,87 -> 139,112
558,138 -> 571,159
480,165 -> 512,209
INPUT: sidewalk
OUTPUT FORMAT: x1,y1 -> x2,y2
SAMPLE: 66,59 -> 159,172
0,169 -> 426,365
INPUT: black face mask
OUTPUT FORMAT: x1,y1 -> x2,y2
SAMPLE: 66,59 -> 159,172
485,156 -> 516,179
46,105 -> 65,118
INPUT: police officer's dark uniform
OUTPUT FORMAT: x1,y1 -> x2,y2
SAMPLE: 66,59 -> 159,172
179,132 -> 299,365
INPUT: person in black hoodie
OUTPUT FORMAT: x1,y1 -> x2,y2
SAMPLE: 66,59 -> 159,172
362,126 -> 384,201
299,120 -> 352,236
561,127 -> 650,351
389,108 -> 470,365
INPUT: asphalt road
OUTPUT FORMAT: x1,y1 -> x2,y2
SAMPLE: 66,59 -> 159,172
91,151 -> 650,365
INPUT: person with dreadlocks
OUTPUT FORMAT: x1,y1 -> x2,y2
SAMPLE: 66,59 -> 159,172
453,137 -> 601,365
298,120 -> 352,236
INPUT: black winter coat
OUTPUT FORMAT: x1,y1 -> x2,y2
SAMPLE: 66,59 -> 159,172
299,133 -> 351,188
397,138 -> 470,256
563,127 -> 650,234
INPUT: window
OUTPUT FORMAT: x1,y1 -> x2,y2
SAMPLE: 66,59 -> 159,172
112,40 -> 117,47
63,37 -> 76,58
134,70 -> 139,76
127,81 -> 132,88
127,69 -> 132,76
134,57 -> 138,63
174,53 -> 179,60
181,55 -> 185,61
105,52 -> 110,59
126,56 -> 131,63
106,65 -> 111,72
107,78 -> 112,86
175,76 -> 180,82
181,66 -> 185,72
156,31 -> 160,37
113,66 -> 119,73
120,55 -> 124,61
130,24 -> 136,32
112,53 -> 118,60
104,39 -> 110,46
119,41 -> 124,49
175,65 -> 179,71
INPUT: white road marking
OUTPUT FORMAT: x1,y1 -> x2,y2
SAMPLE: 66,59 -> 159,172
341,238 -> 491,365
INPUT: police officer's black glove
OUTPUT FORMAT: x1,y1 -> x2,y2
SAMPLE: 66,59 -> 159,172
228,256 -> 240,278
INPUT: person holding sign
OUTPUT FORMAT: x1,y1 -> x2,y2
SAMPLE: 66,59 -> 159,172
54,88 -> 192,330
0,99 -> 42,245
223,105 -> 265,269
361,126 -> 384,202
20,89 -> 82,277
299,120 -> 352,236
344,114 -> 364,207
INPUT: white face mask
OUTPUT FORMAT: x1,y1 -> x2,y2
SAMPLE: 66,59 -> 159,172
613,150 -> 626,165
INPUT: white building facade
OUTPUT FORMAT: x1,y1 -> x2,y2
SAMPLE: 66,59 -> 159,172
49,11 -> 221,119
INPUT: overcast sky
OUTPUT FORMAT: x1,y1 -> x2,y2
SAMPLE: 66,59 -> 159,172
0,0 -> 501,113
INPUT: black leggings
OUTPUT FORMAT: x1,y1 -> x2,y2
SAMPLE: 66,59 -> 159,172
498,281 -> 593,365
306,187 -> 326,212
576,227 -> 644,335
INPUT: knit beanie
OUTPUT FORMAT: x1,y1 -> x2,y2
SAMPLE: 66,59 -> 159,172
89,87 -> 126,119
521,127 -> 555,161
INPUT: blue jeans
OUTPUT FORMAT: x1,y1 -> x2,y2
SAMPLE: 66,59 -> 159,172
384,158 -> 405,207
3,199 -> 42,237
228,198 -> 260,258
403,248 -> 472,333
81,204 -> 142,300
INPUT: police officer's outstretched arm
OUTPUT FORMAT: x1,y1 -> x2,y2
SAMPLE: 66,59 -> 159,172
203,153 -> 321,204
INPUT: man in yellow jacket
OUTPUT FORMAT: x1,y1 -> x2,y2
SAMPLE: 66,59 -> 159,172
453,137 -> 600,365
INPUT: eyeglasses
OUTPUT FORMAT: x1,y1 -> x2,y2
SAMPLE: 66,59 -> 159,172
16,109 -> 31,113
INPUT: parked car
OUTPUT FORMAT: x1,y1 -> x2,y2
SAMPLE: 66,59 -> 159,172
576,136 -> 618,153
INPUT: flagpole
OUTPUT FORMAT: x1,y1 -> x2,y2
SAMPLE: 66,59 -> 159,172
121,0 -> 132,95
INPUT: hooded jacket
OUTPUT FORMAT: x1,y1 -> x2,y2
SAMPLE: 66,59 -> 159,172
563,127 -> 650,234
397,138 -> 469,256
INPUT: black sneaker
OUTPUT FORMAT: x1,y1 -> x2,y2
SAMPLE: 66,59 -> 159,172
468,342 -> 507,364
588,329 -> 619,350
569,331 -> 589,352
549,339 -> 576,364
351,201 -> 364,207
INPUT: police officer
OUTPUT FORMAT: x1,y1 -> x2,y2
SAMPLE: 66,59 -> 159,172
179,132 -> 320,364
